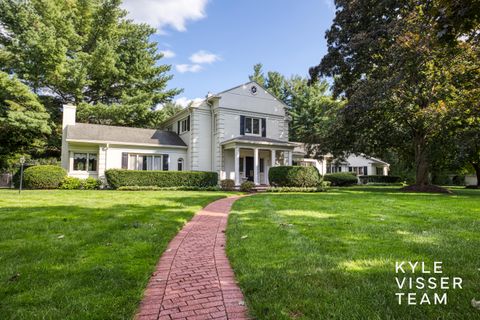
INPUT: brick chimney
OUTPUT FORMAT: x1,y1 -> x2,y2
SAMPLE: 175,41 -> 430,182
61,104 -> 76,172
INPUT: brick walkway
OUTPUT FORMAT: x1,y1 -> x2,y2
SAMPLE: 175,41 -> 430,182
136,195 -> 249,320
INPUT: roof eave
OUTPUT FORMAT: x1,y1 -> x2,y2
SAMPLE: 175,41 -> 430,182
66,139 -> 188,149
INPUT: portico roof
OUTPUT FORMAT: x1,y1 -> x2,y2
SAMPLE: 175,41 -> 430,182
221,136 -> 295,148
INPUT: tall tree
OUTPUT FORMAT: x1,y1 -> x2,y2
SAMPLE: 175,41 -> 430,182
315,1 -> 470,189
0,0 -> 181,121
0,71 -> 51,169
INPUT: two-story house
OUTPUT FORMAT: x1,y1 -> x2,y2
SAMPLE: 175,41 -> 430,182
60,81 -> 389,185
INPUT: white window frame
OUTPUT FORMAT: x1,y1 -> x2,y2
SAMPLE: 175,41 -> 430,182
128,154 -> 165,171
244,116 -> 262,136
179,117 -> 189,134
71,152 -> 98,172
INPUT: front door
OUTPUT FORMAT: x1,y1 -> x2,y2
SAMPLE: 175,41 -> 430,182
245,157 -> 254,181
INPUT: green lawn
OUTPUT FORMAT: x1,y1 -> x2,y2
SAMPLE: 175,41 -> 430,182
227,187 -> 480,319
0,189 -> 230,320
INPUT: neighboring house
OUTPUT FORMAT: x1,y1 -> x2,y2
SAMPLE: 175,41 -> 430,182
60,81 -> 389,185
293,143 -> 390,176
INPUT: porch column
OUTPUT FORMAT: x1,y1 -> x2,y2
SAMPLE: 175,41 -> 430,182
288,150 -> 293,166
253,148 -> 259,185
271,149 -> 276,167
234,146 -> 240,186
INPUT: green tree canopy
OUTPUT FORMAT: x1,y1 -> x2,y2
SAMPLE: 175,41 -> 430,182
0,71 -> 51,169
0,0 -> 181,122
314,0 -> 477,188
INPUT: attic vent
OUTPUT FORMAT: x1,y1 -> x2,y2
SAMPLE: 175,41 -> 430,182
250,85 -> 258,95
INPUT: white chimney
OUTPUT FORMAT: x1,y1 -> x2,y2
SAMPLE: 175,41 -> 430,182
61,104 -> 76,172
62,104 -> 76,129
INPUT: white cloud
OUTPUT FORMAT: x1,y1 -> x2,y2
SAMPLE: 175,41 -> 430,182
160,49 -> 176,58
175,64 -> 203,73
189,50 -> 220,64
175,97 -> 203,107
121,0 -> 209,33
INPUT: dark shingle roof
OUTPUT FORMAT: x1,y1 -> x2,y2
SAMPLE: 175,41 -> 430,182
66,123 -> 186,147
221,135 -> 295,146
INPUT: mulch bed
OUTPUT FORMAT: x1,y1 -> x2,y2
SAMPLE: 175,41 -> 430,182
400,184 -> 453,194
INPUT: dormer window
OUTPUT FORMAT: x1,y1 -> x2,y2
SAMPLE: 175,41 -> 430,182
178,116 -> 190,134
245,117 -> 261,135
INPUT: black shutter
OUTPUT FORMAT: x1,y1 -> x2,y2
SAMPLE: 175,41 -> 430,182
121,152 -> 128,169
163,155 -> 169,171
177,121 -> 180,134
261,118 -> 266,137
364,166 -> 368,175
240,116 -> 245,135
187,115 -> 190,131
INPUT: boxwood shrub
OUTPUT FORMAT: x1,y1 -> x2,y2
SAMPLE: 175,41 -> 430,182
359,175 -> 402,184
23,165 -> 66,189
323,172 -> 358,186
269,166 -> 321,187
105,169 -> 218,189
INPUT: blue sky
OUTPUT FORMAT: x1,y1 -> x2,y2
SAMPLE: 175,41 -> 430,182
121,0 -> 335,105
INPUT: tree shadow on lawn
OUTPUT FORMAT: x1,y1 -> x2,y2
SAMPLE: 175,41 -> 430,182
227,193 -> 480,320
0,196 -> 222,320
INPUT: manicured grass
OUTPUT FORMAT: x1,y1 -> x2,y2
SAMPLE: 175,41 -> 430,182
0,190 -> 230,320
227,187 -> 480,319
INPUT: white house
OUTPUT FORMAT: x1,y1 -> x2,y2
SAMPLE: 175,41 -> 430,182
60,81 -> 389,185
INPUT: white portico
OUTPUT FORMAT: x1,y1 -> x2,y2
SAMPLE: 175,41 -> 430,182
221,136 -> 295,185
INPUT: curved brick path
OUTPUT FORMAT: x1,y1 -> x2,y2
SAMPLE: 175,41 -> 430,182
135,195 -> 249,320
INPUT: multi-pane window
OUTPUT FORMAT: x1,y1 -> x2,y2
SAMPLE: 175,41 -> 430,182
179,117 -> 190,133
327,165 -> 342,174
128,154 -> 165,171
73,153 -> 97,171
348,166 -> 367,175
244,117 -> 261,135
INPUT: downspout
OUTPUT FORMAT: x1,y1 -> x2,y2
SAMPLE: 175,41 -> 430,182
103,143 -> 109,182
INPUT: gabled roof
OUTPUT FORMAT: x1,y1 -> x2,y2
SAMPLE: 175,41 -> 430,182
66,123 -> 187,147
213,81 -> 291,110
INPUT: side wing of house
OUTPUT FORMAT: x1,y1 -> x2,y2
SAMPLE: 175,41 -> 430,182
61,106 -> 188,181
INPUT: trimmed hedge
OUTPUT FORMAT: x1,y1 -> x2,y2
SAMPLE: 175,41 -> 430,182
359,175 -> 402,184
117,185 -> 221,191
323,172 -> 358,186
105,169 -> 218,189
266,186 -> 327,193
23,165 -> 66,189
268,166 -> 321,187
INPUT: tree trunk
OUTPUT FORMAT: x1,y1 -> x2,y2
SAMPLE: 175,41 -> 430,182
414,135 -> 429,186
472,162 -> 480,187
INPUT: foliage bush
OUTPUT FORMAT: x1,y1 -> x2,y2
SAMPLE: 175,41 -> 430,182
359,175 -> 402,184
117,185 -> 221,191
240,181 -> 255,192
220,179 -> 236,191
60,177 -> 82,189
22,165 -> 66,189
323,172 -> 358,186
268,166 -> 321,187
60,177 -> 102,190
105,170 -> 218,189
83,177 -> 102,190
